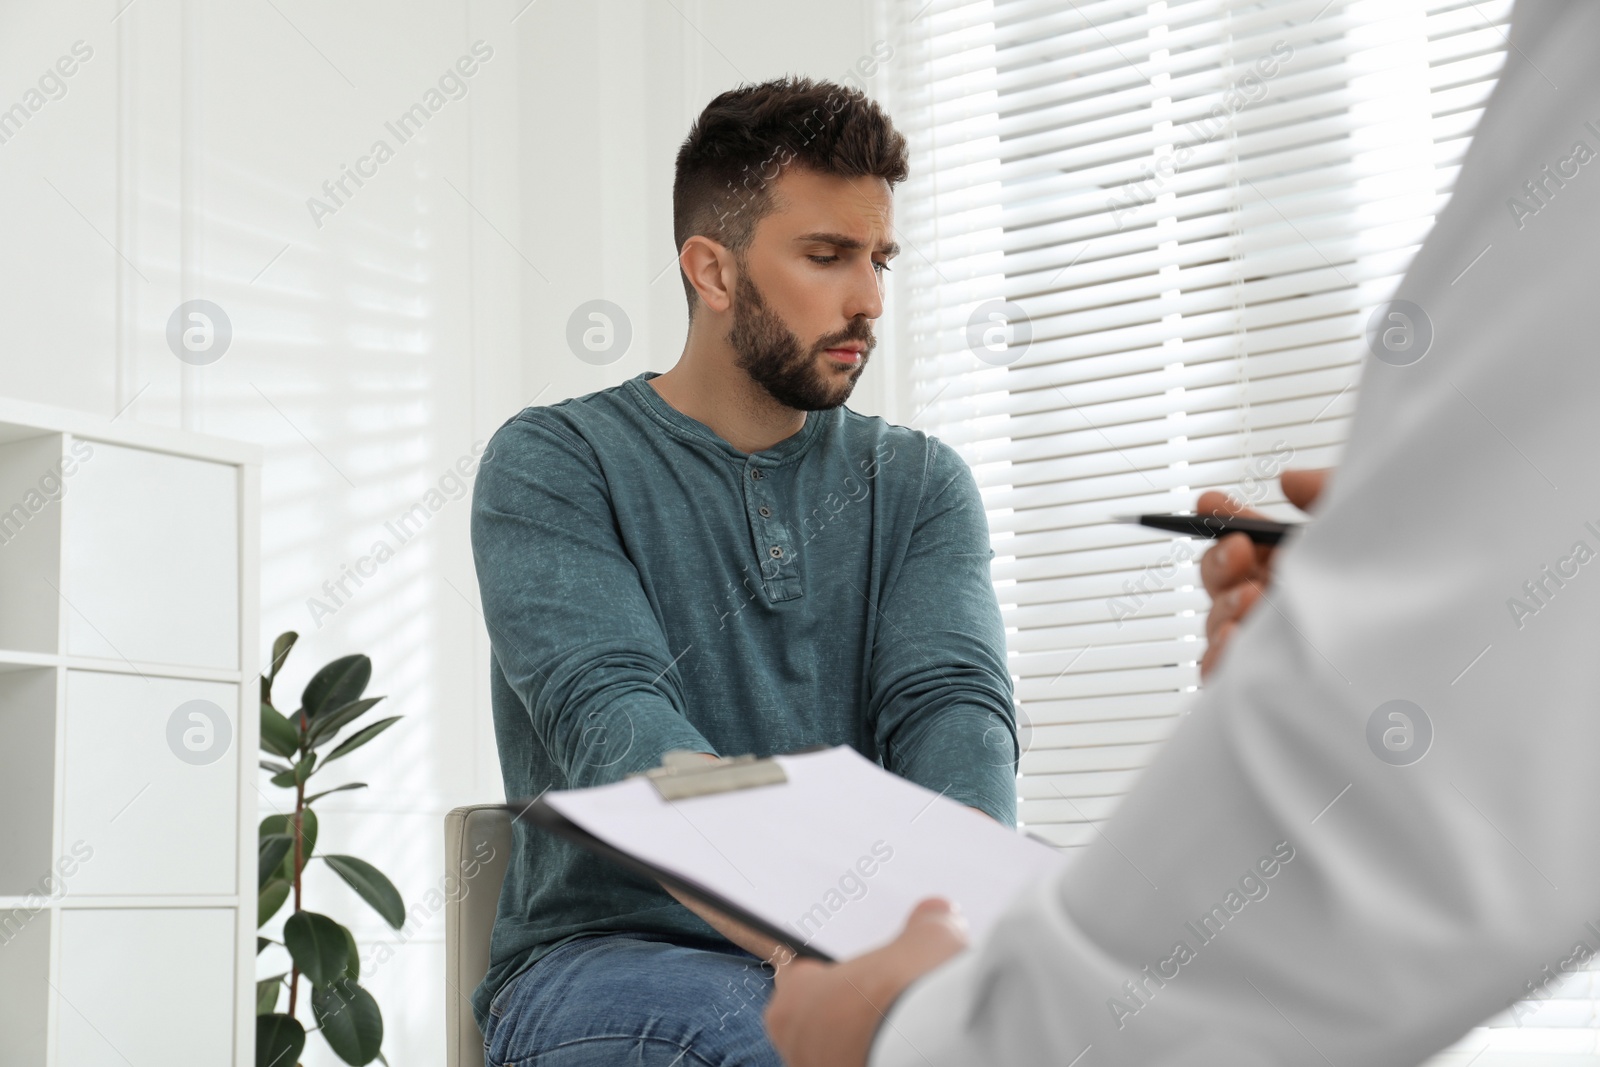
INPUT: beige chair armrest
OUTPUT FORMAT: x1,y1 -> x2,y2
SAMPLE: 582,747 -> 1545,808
444,805 -> 513,1067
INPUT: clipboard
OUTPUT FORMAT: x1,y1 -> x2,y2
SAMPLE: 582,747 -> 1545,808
503,747 -> 1066,964
511,758 -> 834,960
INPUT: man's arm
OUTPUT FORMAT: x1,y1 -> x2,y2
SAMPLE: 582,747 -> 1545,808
473,416 -> 802,960
869,439 -> 1017,824
471,412 -> 715,786
777,4 -> 1600,1064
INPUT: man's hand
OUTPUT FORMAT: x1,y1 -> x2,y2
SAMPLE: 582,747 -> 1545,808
765,898 -> 969,1067
1197,468 -> 1328,679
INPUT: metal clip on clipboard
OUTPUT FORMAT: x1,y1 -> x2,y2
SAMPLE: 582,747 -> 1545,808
639,750 -> 788,801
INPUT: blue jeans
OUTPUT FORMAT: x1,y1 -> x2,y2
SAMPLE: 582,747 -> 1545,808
482,933 -> 785,1067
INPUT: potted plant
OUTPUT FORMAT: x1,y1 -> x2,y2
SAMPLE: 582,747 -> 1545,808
256,631 -> 405,1067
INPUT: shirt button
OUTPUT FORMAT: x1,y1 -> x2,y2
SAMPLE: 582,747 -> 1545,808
758,506 -> 772,518
769,546 -> 783,558
750,469 -> 764,481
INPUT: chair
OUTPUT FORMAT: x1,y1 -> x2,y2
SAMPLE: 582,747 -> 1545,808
444,805 -> 514,1067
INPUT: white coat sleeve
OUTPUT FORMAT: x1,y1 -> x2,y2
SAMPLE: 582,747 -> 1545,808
874,3 -> 1600,1064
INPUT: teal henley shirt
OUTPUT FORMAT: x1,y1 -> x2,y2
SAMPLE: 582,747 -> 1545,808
468,372 -> 1017,1028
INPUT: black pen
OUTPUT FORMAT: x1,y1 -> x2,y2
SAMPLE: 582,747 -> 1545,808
1116,513 -> 1301,546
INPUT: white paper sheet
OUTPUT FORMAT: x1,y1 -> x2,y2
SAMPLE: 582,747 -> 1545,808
543,745 -> 1066,959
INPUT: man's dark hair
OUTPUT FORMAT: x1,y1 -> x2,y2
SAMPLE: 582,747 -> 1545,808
673,76 -> 909,315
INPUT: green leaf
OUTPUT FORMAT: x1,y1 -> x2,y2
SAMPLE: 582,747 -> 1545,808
258,936 -> 273,954
256,1012 -> 305,1067
305,782 -> 368,805
260,702 -> 301,759
312,979 -> 384,1066
301,654 -> 371,719
258,834 -> 293,889
269,632 -> 299,681
307,697 -> 384,748
258,877 -> 291,927
323,717 -> 401,765
261,632 -> 299,707
322,855 -> 405,929
255,975 -> 284,1015
260,759 -> 292,776
341,924 -> 360,982
293,808 -> 319,869
271,752 -> 317,789
261,810 -> 319,877
283,911 -> 350,987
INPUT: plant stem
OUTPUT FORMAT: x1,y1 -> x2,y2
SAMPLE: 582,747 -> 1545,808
288,725 -> 307,1019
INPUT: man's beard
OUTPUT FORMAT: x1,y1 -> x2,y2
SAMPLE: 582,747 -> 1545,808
728,269 -> 873,412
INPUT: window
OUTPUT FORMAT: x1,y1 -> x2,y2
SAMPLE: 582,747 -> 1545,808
885,0 -> 1600,1057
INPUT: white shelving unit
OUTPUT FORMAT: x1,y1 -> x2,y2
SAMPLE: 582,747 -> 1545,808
0,398 -> 259,1066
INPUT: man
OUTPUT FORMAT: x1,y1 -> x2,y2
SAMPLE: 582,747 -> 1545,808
469,76 -> 1018,1066
765,2 -> 1600,1064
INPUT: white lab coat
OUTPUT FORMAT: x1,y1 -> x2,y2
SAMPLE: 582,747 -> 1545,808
874,2 -> 1600,1064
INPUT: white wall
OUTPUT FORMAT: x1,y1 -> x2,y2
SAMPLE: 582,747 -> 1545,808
0,0 -> 888,1061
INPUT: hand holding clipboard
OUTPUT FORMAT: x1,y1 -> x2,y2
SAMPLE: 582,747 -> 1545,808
508,746 -> 1064,961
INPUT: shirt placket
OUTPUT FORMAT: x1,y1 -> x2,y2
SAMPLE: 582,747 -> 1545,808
744,459 -> 803,602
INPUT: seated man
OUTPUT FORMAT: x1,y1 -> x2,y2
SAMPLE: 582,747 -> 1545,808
469,75 -> 1018,1067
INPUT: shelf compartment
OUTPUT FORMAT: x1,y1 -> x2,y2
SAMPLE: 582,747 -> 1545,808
56,908 -> 235,1065
0,432 -> 64,655
61,671 -> 238,897
0,668 -> 56,899
0,904 -> 49,1067
62,440 -> 239,671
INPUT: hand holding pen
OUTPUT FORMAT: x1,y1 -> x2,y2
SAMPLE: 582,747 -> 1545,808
1193,469 -> 1328,679
1119,470 -> 1331,679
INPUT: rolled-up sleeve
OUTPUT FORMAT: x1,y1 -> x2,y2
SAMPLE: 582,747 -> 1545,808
471,413 -> 713,786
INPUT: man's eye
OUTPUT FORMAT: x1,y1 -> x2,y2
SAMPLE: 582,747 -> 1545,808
809,255 -> 839,264
873,261 -> 891,274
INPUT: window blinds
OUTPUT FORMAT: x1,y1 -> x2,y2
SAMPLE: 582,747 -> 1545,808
884,0 -> 1600,1056
887,0 -> 1506,840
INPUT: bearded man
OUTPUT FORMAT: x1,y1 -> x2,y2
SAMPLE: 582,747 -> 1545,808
469,75 -> 1018,1067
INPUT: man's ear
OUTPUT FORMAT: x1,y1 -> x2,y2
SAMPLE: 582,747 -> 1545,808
680,235 -> 737,314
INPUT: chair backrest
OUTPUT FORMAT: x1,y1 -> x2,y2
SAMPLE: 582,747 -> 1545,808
444,805 -> 514,1067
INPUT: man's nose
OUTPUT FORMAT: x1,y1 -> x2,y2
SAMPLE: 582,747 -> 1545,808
843,259 -> 884,322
